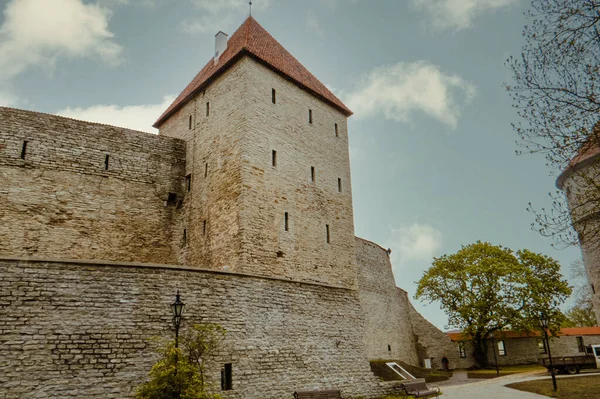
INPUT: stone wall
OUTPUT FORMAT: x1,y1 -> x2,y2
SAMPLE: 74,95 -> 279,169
0,257 -> 401,399
159,56 -> 357,288
355,237 -> 418,364
408,302 -> 461,370
0,107 -> 186,264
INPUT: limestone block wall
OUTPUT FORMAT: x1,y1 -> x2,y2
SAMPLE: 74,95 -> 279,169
408,302 -> 461,370
0,108 -> 186,264
240,57 -> 357,288
560,169 -> 600,324
159,60 -> 247,271
547,334 -> 600,357
0,257 -> 399,399
355,237 -> 418,364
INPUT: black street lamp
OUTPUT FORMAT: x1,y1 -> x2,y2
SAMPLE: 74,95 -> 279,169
488,331 -> 500,377
540,312 -> 557,391
171,290 -> 185,348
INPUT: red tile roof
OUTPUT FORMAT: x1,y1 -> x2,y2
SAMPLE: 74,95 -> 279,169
447,326 -> 600,341
154,17 -> 352,128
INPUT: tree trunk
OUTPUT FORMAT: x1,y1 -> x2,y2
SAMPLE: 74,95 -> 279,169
472,336 -> 489,368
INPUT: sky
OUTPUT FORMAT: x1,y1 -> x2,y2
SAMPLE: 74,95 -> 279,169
0,0 -> 584,329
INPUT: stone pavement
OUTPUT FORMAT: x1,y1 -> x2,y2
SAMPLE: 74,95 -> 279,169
437,370 -> 600,398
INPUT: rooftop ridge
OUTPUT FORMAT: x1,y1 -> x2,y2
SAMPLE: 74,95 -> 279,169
153,17 -> 351,128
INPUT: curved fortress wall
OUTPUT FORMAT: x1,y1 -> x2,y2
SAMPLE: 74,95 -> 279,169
0,258 -> 392,399
0,107 -> 186,264
356,237 -> 419,364
558,158 -> 600,325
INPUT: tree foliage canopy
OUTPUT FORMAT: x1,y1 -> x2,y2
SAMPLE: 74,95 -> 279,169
135,324 -> 226,399
507,0 -> 600,247
415,242 -> 571,366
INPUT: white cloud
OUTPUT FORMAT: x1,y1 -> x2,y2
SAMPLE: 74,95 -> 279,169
386,223 -> 443,292
307,12 -> 324,36
182,0 -> 270,33
345,61 -> 476,129
389,223 -> 443,264
412,0 -> 518,31
56,95 -> 176,134
0,90 -> 19,107
0,0 -> 123,83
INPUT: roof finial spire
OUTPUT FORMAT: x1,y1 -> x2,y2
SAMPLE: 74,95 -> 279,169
249,1 -> 252,16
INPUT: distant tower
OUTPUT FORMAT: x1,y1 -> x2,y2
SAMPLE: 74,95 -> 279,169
155,17 -> 357,288
557,131 -> 600,325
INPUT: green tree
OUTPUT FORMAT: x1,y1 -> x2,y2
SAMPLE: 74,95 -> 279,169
415,242 -> 571,367
507,0 -> 600,248
136,324 -> 226,399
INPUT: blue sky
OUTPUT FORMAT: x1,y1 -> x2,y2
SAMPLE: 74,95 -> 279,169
0,0 -> 583,329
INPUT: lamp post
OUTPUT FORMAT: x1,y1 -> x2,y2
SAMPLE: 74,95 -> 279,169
540,312 -> 557,392
171,290 -> 185,348
489,331 -> 500,377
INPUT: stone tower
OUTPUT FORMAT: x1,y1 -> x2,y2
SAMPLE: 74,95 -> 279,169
156,17 -> 358,288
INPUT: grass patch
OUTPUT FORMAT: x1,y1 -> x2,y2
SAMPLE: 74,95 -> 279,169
506,374 -> 600,398
467,364 -> 545,379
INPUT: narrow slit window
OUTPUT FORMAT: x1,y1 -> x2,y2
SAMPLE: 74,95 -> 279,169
309,109 -> 313,124
338,178 -> 342,192
221,363 -> 232,391
183,229 -> 187,245
326,224 -> 330,244
20,141 -> 28,159
203,220 -> 207,236
186,174 -> 192,192
272,88 -> 276,104
388,345 -> 391,352
167,193 -> 177,206
593,284 -> 596,295
189,115 -> 193,130
104,154 -> 110,170
335,123 -> 339,137
206,102 -> 210,117
311,166 -> 315,183
205,163 -> 208,177
272,150 -> 277,167
284,212 -> 289,231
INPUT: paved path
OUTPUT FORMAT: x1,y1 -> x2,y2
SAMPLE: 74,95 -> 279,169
438,370 -> 600,398
439,372 -> 548,399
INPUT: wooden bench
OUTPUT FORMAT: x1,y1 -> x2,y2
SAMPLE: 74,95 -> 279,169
293,389 -> 343,399
401,381 -> 440,398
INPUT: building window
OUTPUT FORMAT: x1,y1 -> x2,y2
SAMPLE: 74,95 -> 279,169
21,141 -> 28,159
388,344 -> 391,352
537,339 -> 547,354
335,123 -> 338,137
593,284 -> 596,295
189,115 -> 193,130
104,154 -> 110,170
338,178 -> 342,193
326,224 -> 330,243
183,229 -> 187,245
206,102 -> 210,117
284,212 -> 289,231
221,363 -> 232,391
186,174 -> 192,192
203,220 -> 207,236
272,88 -> 276,104
205,162 -> 208,177
272,150 -> 277,167
309,109 -> 313,124
577,336 -> 585,352
497,340 -> 506,356
458,342 -> 466,358
311,166 -> 315,183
